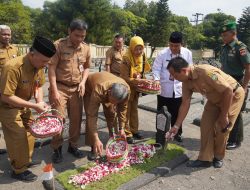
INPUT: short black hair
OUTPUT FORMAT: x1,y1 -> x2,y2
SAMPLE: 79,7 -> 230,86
167,57 -> 188,73
114,34 -> 124,39
69,19 -> 88,31
169,31 -> 183,43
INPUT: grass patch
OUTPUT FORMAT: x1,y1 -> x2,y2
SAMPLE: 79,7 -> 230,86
56,140 -> 184,190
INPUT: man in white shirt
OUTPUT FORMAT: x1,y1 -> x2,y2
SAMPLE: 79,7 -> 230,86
152,31 -> 192,142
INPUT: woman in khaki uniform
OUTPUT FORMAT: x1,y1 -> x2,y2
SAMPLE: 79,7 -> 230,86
120,36 -> 151,143
0,36 -> 56,182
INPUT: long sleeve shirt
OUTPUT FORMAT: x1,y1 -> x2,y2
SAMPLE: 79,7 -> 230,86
152,47 -> 193,98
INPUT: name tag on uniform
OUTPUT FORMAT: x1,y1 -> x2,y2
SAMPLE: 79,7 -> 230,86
79,65 -> 84,72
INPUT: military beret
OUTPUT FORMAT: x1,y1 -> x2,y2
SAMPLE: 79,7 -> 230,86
32,36 -> 56,58
221,21 -> 237,33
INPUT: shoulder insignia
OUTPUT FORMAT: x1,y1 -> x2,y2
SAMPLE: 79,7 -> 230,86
236,41 -> 242,45
239,48 -> 247,56
207,72 -> 218,81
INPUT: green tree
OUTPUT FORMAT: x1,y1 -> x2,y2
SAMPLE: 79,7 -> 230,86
34,0 -> 114,45
202,12 -> 235,56
142,0 -> 171,57
0,0 -> 32,43
110,8 -> 146,44
124,0 -> 149,18
237,7 -> 250,47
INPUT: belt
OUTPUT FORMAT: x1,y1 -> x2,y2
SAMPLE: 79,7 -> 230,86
233,83 -> 240,93
56,81 -> 78,87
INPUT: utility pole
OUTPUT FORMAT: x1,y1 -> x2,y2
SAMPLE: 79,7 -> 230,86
190,13 -> 204,26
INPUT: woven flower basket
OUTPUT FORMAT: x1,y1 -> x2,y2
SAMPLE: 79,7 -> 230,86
106,136 -> 128,163
29,109 -> 63,138
137,80 -> 160,95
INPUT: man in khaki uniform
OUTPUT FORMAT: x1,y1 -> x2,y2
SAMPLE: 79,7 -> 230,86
0,36 -> 56,182
48,19 -> 91,163
166,57 -> 245,168
84,71 -> 130,160
105,34 -> 126,76
0,25 -> 19,154
0,25 -> 19,76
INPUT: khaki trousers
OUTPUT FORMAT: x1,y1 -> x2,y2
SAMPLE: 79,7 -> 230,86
198,87 -> 245,161
0,108 -> 34,174
50,83 -> 83,149
125,89 -> 139,137
84,93 -> 116,146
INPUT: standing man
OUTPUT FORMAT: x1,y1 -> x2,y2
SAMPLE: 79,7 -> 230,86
152,31 -> 192,142
220,21 -> 250,150
0,25 -> 19,75
167,57 -> 245,168
84,71 -> 129,160
0,36 -> 56,182
48,19 -> 91,163
0,25 -> 20,154
105,34 -> 126,76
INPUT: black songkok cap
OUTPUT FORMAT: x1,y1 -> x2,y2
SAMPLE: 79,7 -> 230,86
169,31 -> 183,43
32,36 -> 56,58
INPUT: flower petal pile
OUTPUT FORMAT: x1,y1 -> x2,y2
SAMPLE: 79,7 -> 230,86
30,116 -> 63,138
68,144 -> 156,188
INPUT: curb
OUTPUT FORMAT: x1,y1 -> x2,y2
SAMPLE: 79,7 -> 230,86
118,151 -> 192,190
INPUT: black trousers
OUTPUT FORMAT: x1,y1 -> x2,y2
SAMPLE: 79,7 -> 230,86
157,95 -> 182,136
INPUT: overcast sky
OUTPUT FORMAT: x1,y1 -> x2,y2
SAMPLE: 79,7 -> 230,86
22,0 -> 249,20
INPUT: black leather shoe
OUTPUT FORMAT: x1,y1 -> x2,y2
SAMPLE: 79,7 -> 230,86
126,137 -> 134,144
226,142 -> 240,150
11,170 -> 37,182
213,158 -> 223,168
186,160 -> 211,168
52,146 -> 63,164
0,149 -> 7,154
133,132 -> 144,140
174,134 -> 183,142
27,160 -> 42,168
67,145 -> 84,158
87,150 -> 97,161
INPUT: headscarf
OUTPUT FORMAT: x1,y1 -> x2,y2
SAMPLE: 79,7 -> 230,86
123,36 -> 150,78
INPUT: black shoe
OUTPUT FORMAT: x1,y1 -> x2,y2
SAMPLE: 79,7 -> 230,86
174,134 -> 183,142
133,132 -> 144,140
0,149 -> 7,154
52,146 -> 63,164
186,160 -> 211,168
11,170 -> 38,182
213,158 -> 223,168
27,160 -> 42,168
226,142 -> 240,150
126,137 -> 134,144
87,147 -> 97,161
67,145 -> 84,158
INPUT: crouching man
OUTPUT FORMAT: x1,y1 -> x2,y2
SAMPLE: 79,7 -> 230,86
84,71 -> 130,160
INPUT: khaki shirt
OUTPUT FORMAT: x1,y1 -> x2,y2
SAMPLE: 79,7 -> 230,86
0,42 -> 19,76
51,37 -> 91,86
0,55 -> 45,109
85,71 -> 130,134
183,65 -> 238,106
105,47 -> 126,76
